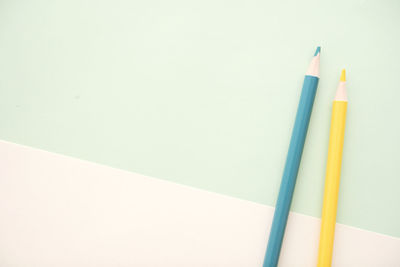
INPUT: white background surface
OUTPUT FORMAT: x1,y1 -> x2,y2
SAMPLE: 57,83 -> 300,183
1,140 -> 399,266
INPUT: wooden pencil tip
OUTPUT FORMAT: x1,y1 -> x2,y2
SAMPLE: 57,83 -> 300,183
335,70 -> 348,101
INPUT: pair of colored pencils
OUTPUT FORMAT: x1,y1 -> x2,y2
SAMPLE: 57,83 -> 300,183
263,47 -> 348,267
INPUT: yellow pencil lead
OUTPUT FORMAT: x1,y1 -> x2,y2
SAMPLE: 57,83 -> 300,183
340,69 -> 346,82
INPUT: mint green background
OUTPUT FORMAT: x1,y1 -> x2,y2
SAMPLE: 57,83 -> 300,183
1,0 -> 399,237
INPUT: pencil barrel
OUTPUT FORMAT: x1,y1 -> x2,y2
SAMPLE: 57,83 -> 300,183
263,75 -> 319,267
317,101 -> 347,267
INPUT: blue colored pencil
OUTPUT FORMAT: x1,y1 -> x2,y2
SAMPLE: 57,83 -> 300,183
263,47 -> 321,267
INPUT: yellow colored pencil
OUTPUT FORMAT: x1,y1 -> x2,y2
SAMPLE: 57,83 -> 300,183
317,69 -> 348,267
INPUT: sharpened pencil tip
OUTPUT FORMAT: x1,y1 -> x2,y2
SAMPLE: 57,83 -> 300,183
314,46 -> 321,56
335,70 -> 347,101
340,69 -> 346,82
